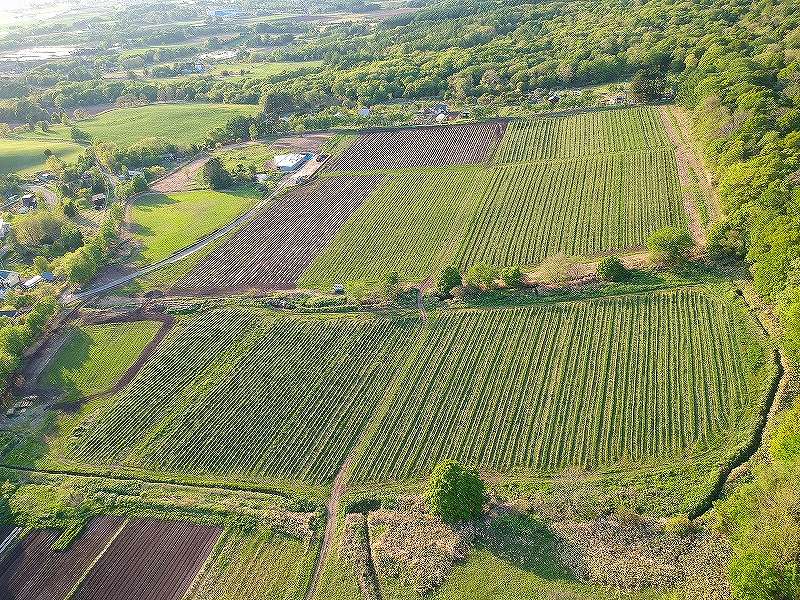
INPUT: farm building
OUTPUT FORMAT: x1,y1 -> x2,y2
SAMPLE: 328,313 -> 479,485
21,194 -> 36,209
274,153 -> 311,172
23,272 -> 53,289
0,270 -> 20,289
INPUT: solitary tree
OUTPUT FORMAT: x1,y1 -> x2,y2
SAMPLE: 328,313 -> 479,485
464,261 -> 497,290
500,265 -> 524,288
425,460 -> 486,523
647,227 -> 694,265
197,157 -> 232,190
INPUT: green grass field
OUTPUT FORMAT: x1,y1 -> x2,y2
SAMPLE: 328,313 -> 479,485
213,142 -> 275,174
131,187 -> 261,264
55,103 -> 260,147
0,137 -> 84,176
31,288 -> 772,513
186,525 -> 314,600
41,321 -> 162,397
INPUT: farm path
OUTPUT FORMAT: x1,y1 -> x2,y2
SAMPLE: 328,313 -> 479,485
64,178 -> 290,303
659,105 -> 717,247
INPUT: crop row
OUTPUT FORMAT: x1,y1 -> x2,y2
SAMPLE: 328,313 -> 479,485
458,149 -> 684,268
325,122 -> 507,172
299,168 -> 488,288
186,526 -> 310,600
494,107 -> 670,163
174,173 -> 384,292
61,289 -> 769,488
69,309 -> 419,484
353,290 -> 768,482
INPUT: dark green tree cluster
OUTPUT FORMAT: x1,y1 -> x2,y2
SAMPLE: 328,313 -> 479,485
197,157 -> 232,190
425,460 -> 486,523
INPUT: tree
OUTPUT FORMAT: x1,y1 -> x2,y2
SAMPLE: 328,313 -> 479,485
197,157 -> 232,190
500,265 -> 524,288
425,460 -> 486,523
596,256 -> 627,282
464,261 -> 497,290
437,265 -> 462,296
381,270 -> 400,300
630,69 -> 666,102
646,227 -> 694,265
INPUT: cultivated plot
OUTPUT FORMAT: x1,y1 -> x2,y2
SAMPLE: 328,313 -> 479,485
299,168 -> 489,288
325,122 -> 507,172
0,516 -> 124,600
458,149 -> 683,267
354,289 -> 770,484
494,107 -> 670,163
65,308 -> 418,485
174,174 -> 384,293
46,289 -> 771,504
73,518 -> 221,600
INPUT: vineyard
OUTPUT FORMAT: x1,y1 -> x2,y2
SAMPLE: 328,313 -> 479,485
175,174 -> 384,293
64,308 -> 418,484
42,289 -> 771,506
325,122 -> 507,172
494,107 -> 670,163
41,320 -> 163,397
299,168 -> 489,288
457,149 -> 684,267
186,525 -> 314,600
353,290 -> 771,489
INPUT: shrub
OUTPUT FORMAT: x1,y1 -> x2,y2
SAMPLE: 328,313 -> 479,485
646,226 -> 694,265
500,265 -> 524,288
436,265 -> 462,296
382,270 -> 400,300
596,256 -> 627,282
729,549 -> 800,600
663,514 -> 692,536
425,460 -> 486,523
464,262 -> 497,290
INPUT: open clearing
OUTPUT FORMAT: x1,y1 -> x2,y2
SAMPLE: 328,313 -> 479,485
131,187 -> 261,265
55,103 -> 260,148
40,320 -> 163,397
0,137 -> 84,175
31,288 -> 772,513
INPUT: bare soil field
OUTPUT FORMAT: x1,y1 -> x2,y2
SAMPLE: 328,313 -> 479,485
173,173 -> 384,293
0,516 -> 125,600
150,154 -> 209,194
326,122 -> 507,172
270,132 -> 332,154
73,518 -> 221,600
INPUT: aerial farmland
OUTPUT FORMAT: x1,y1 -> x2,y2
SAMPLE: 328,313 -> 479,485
0,1 -> 796,597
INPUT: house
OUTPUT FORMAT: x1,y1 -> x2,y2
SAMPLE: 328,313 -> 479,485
273,153 -> 310,172
0,270 -> 20,289
358,107 -> 370,117
432,102 -> 449,115
332,283 -> 345,295
0,220 -> 9,239
23,275 -> 42,289
21,194 -> 36,209
41,271 -> 55,282
548,94 -> 561,104
607,94 -> 626,106
255,173 -> 271,184
91,193 -> 107,210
